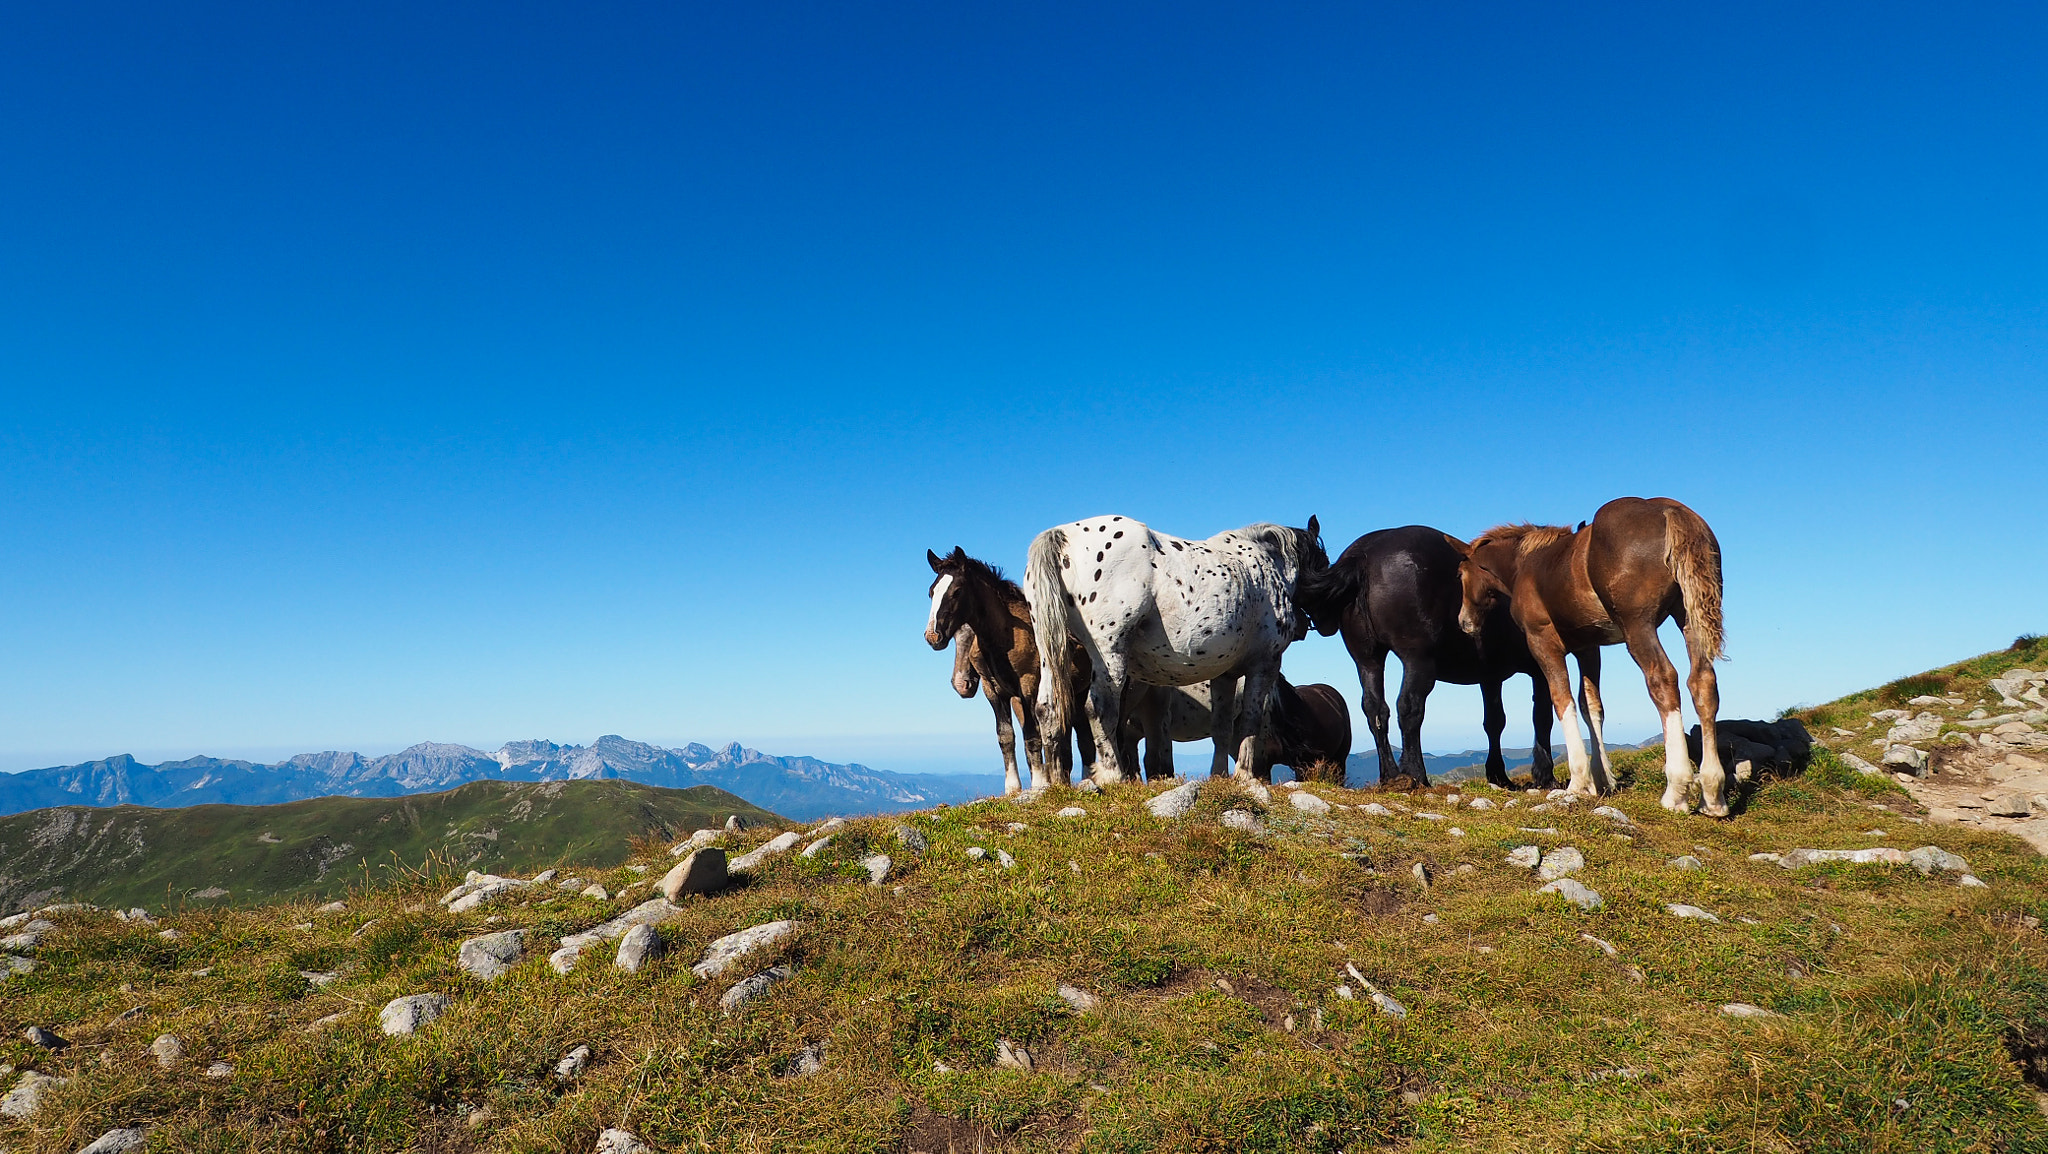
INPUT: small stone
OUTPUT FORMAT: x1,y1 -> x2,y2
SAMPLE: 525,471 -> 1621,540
554,1044 -> 592,1082
799,835 -> 834,858
1579,932 -> 1617,957
1506,845 -> 1541,869
812,817 -> 848,834
965,847 -> 987,861
457,930 -> 526,981
672,828 -> 722,856
1221,809 -> 1262,832
1987,794 -> 2032,818
1666,903 -> 1720,922
1289,791 -> 1333,816
1906,846 -> 1970,875
996,849 -> 1017,869
1414,811 -> 1448,822
77,1128 -> 148,1153
594,1127 -> 651,1154
156,928 -> 183,941
1147,780 -> 1202,819
1362,802 -> 1394,817
2,1070 -> 68,1119
378,993 -> 452,1036
659,848 -> 729,900
692,920 -> 798,980
1748,852 -> 1782,863
1720,1003 -> 1778,1019
1411,862 -> 1432,889
316,900 -> 348,914
1240,781 -> 1273,805
580,884 -> 610,901
719,964 -> 795,1015
1668,855 -> 1704,870
1421,913 -> 1441,925
1467,797 -> 1495,810
615,924 -> 664,972
150,1033 -> 184,1068
23,1025 -> 67,1050
1074,778 -> 1102,794
1055,806 -> 1087,818
204,1061 -> 232,1078
1958,874 -> 1990,888
994,1038 -> 1033,1071
1448,827 -> 1466,837
1591,805 -> 1634,826
1538,878 -> 1603,910
1005,822 -> 1028,834
725,815 -> 743,832
893,824 -> 929,854
860,853 -> 892,885
790,1040 -> 827,1077
1057,983 -> 1099,1014
1537,847 -> 1586,881
730,831 -> 803,873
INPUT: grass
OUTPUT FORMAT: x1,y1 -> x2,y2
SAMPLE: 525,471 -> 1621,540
0,780 -> 780,912
5,755 -> 2047,1153
1787,634 -> 2046,735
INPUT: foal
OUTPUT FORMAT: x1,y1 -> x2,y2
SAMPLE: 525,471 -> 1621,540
1452,497 -> 1729,815
926,548 -> 1093,791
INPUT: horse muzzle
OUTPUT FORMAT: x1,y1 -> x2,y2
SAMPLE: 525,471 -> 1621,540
925,628 -> 947,650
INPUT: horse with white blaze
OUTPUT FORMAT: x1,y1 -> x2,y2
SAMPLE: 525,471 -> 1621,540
1025,515 -> 1329,783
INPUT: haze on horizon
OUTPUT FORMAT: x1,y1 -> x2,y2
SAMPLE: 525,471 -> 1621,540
1,3 -> 2042,779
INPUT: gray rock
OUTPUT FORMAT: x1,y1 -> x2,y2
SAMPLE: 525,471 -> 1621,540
594,1127 -> 651,1154
1591,805 -> 1634,826
799,835 -> 834,859
299,970 -> 340,987
1840,752 -> 1883,776
150,1033 -> 184,1068
580,884 -> 610,901
892,825 -> 929,854
692,920 -> 798,980
77,1128 -> 148,1153
860,854 -> 892,885
1055,806 -> 1087,818
205,1061 -> 233,1078
1881,745 -> 1929,775
1778,848 -> 1907,869
527,871 -> 555,886
1538,878 -> 1603,910
1668,855 -> 1704,870
995,849 -> 1016,869
441,874 -> 530,914
560,898 -> 688,953
1665,903 -> 1720,922
1146,780 -> 1202,819
730,831 -> 802,874
1074,778 -> 1102,794
554,1044 -> 592,1082
1220,809 -> 1262,832
2,1070 -> 68,1119
615,924 -> 664,973
1505,845 -> 1541,869
1906,846 -> 1970,875
1958,874 -> 1990,888
1720,1003 -> 1778,1019
378,993 -> 452,1036
994,1038 -> 1033,1071
719,964 -> 795,1015
457,930 -> 527,981
659,848 -> 729,901
1057,983 -> 1099,1014
4,955 -> 37,978
1289,791 -> 1333,816
790,1040 -> 827,1078
672,828 -> 723,856
1362,802 -> 1394,817
24,1025 -> 67,1050
1537,847 -> 1586,881
1986,794 -> 2032,818
965,847 -> 987,861
725,814 -> 744,832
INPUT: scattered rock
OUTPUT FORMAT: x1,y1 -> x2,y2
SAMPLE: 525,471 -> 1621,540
1057,983 -> 1099,1014
1413,811 -> 1448,822
1005,822 -> 1029,834
1221,809 -> 1262,833
1506,845 -> 1541,869
580,884 -> 610,901
1906,846 -> 1970,875
1721,1003 -> 1779,1019
1668,855 -> 1704,870
594,1127 -> 651,1154
995,1038 -> 1033,1071
554,1045 -> 592,1082
1748,852 -> 1782,863
1411,862 -> 1432,889
731,831 -> 803,873
1467,797 -> 1496,810
1778,848 -> 1907,869
1289,791 -> 1333,816
1882,745 -> 1929,776
1665,904 -> 1720,923
441,874 -> 531,914
725,815 -> 743,832
315,900 -> 348,914
1591,805 -> 1634,826
149,1033 -> 184,1068
457,930 -> 527,982
672,828 -> 722,856
812,817 -> 847,834
615,924 -> 664,973
23,1025 -> 67,1051
860,853 -> 892,885
156,928 -> 183,942
659,848 -> 729,901
1147,780 -> 1202,819
1537,847 -> 1586,881
1840,752 -> 1883,775
1579,932 -> 1618,957
299,970 -> 340,987
965,847 -> 987,861
77,1128 -> 148,1153
378,993 -> 451,1036
204,1061 -> 233,1078
692,920 -> 798,980
893,825 -> 930,854
799,835 -> 834,858
1362,803 -> 1394,817
1538,878 -> 1603,911
1987,794 -> 2032,818
1055,806 -> 1088,818
553,899 -> 691,972
3,956 -> 34,979
1074,778 -> 1101,794
790,1040 -> 827,1078
719,964 -> 795,1015
996,849 -> 1017,869
1959,874 -> 1990,888
2,1071 -> 68,1119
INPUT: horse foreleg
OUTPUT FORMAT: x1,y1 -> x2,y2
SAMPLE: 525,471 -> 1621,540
1622,626 -> 1691,814
1575,648 -> 1614,795
1394,653 -> 1437,787
1354,649 -> 1397,785
1206,675 -> 1239,777
1527,670 -> 1558,789
1480,678 -> 1510,788
1015,694 -> 1051,792
1233,667 -> 1280,782
1527,632 -> 1593,796
1688,641 -> 1729,818
988,688 -> 1022,795
1084,654 -> 1130,784
1142,693 -> 1174,781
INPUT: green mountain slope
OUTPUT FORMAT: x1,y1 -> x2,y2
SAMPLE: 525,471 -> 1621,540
0,779 -> 781,912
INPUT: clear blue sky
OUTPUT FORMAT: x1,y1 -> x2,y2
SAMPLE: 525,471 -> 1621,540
1,2 -> 2042,775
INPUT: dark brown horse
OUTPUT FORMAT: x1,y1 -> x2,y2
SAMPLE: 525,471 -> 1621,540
1118,676 -> 1351,783
926,548 -> 1094,792
1451,497 -> 1729,815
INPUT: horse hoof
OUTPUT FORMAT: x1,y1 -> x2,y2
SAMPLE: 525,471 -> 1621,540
1660,793 -> 1693,815
1700,802 -> 1731,819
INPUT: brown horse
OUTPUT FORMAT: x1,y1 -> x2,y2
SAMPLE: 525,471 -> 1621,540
926,548 -> 1094,792
1450,497 -> 1730,815
1119,676 -> 1351,783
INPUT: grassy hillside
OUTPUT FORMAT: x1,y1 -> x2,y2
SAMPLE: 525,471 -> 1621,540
1786,633 -> 2045,738
0,780 -> 780,912
4,739 -> 2044,1153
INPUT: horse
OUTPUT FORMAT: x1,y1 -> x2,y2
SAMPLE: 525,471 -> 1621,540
926,548 -> 1094,792
1450,497 -> 1729,815
1025,515 -> 1327,783
1295,525 -> 1556,790
1120,677 -> 1351,783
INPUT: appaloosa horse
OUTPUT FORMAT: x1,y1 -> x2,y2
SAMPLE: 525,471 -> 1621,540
1120,676 -> 1351,783
926,548 -> 1094,792
1452,497 -> 1729,815
1025,515 -> 1327,783
1296,525 -> 1555,789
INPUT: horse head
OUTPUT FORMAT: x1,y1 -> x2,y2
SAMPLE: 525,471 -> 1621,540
925,547 -> 969,648
1287,515 -> 1336,638
1447,531 -> 1516,637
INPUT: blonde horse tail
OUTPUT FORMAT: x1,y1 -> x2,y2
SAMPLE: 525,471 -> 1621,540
1664,505 -> 1725,661
1025,527 -> 1075,736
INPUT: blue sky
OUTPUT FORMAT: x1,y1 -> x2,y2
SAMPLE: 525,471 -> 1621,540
1,2 -> 2042,775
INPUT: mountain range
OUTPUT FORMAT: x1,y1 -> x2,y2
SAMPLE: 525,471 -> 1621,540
0,736 -> 1003,823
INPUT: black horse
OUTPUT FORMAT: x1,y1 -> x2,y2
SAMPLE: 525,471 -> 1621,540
1297,525 -> 1555,789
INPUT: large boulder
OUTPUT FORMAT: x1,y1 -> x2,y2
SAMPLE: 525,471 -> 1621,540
658,849 -> 729,900
378,993 -> 451,1036
1686,718 -> 1812,780
457,930 -> 527,981
693,920 -> 798,980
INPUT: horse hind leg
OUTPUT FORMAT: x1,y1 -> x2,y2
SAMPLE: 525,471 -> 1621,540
1623,625 -> 1692,814
1016,694 -> 1051,792
1480,678 -> 1510,788
1085,652 -> 1131,785
1207,675 -> 1239,778
1575,649 -> 1614,795
989,690 -> 1022,795
1394,653 -> 1437,787
1688,640 -> 1730,817
1232,666 -> 1280,782
1355,651 -> 1398,785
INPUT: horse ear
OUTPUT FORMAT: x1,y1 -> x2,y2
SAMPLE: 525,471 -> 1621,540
927,549 -> 944,573
1441,532 -> 1471,557
1306,515 -> 1320,538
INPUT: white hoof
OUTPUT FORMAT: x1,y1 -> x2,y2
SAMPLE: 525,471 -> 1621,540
1661,791 -> 1693,815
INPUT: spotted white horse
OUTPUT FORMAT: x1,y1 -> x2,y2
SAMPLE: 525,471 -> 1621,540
1025,515 -> 1327,783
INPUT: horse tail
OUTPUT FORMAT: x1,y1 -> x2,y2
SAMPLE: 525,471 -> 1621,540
1025,527 -> 1076,736
1663,504 -> 1725,661
1294,556 -> 1362,635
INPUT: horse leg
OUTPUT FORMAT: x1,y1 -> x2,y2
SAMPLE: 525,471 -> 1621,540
1207,675 -> 1239,777
988,688 -> 1021,795
1143,694 -> 1174,780
1084,654 -> 1130,784
1622,625 -> 1691,813
1480,678 -> 1510,788
1016,694 -> 1050,792
1527,631 -> 1594,796
1575,648 -> 1614,795
1688,638 -> 1730,818
1527,670 -> 1558,790
1355,650 -> 1397,785
1394,652 -> 1436,787
1233,666 -> 1280,782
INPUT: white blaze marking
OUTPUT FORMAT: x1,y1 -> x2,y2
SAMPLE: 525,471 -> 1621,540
926,574 -> 954,637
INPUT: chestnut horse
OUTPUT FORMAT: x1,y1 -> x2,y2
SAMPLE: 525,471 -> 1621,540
1451,497 -> 1729,815
926,548 -> 1094,792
